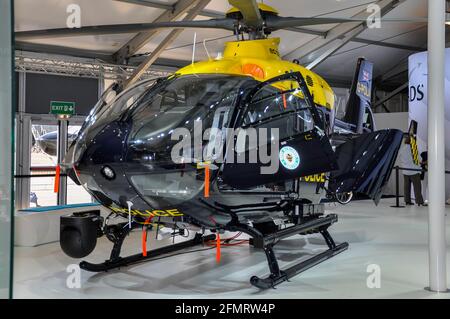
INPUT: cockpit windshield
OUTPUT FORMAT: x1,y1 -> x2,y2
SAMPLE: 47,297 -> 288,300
73,78 -> 160,164
123,74 -> 257,204
83,77 -> 159,133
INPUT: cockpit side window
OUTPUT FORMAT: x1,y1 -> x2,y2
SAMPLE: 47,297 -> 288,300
242,81 -> 315,140
362,106 -> 375,132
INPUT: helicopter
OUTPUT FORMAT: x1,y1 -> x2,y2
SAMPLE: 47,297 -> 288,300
45,0 -> 405,289
35,130 -> 79,157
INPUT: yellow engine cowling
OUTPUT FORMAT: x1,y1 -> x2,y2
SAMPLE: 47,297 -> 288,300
176,38 -> 335,110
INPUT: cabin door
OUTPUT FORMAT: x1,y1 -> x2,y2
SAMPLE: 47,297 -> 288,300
221,72 -> 338,189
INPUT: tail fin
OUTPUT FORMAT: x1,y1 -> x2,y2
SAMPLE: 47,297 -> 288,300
342,57 -> 374,133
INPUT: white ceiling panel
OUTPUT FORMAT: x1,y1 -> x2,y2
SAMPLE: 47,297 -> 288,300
14,0 -> 433,83
15,0 -> 165,31
313,41 -> 412,82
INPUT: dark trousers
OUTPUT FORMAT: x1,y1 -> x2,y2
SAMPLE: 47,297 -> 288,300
403,173 -> 424,205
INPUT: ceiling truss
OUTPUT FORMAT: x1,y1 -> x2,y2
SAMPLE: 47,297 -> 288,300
113,0 -> 203,64
123,0 -> 211,88
15,52 -> 170,80
283,0 -> 403,69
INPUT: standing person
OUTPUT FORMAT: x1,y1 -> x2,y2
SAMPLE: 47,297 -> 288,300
398,136 -> 426,206
420,151 -> 428,203
420,151 -> 428,180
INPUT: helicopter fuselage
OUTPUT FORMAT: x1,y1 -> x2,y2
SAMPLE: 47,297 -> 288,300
68,38 -> 397,230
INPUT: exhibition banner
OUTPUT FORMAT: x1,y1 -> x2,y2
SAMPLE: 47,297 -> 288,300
408,50 -> 450,198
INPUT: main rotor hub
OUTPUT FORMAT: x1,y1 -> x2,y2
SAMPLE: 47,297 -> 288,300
226,2 -> 278,38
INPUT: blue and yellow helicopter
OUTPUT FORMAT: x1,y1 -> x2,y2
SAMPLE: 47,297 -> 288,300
32,1 -> 404,289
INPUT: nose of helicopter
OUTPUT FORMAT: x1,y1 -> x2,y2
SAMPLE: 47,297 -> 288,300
74,120 -> 149,209
73,115 -> 207,212
77,121 -> 129,166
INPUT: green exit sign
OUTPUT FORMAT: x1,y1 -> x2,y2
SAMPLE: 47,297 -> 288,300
50,101 -> 75,115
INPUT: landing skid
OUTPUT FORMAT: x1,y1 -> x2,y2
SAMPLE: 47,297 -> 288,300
79,204 -> 347,290
250,228 -> 348,289
245,214 -> 348,289
214,199 -> 349,289
80,232 -> 215,272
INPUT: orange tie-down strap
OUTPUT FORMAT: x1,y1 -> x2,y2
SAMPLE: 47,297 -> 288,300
204,229 -> 249,263
282,93 -> 287,109
216,233 -> 221,263
197,162 -> 211,198
54,165 -> 61,193
204,165 -> 210,198
141,216 -> 154,256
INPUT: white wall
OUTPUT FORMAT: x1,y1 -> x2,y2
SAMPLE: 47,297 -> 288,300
373,112 -> 409,196
409,51 -> 450,200
374,112 -> 409,132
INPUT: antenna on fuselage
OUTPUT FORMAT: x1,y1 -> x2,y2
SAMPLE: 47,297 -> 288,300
191,32 -> 197,65
203,38 -> 212,60
126,201 -> 133,229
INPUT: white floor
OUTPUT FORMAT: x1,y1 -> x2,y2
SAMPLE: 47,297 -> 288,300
13,198 -> 450,299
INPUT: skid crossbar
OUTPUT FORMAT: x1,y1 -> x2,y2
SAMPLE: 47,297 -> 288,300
80,233 -> 215,272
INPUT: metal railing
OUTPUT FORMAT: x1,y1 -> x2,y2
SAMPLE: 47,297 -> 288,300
391,166 -> 450,208
14,166 -> 67,179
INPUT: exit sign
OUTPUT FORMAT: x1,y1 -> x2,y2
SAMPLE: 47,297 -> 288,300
50,101 -> 75,115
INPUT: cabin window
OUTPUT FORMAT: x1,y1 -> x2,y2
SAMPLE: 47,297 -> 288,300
363,106 -> 375,131
242,81 -> 315,140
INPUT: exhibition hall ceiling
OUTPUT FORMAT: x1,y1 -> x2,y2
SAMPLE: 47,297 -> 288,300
15,0 -> 431,83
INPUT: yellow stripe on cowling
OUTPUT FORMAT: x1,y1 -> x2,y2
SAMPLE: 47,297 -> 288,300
176,38 -> 335,110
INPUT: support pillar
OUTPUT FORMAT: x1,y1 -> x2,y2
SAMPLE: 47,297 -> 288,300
427,0 -> 447,293
57,120 -> 68,205
0,0 -> 14,299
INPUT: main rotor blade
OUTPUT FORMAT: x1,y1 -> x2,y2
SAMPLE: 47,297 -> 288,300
265,15 -> 429,31
15,18 -> 236,40
229,0 -> 263,28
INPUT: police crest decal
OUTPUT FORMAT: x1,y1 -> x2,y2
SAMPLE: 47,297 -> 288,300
279,146 -> 300,170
